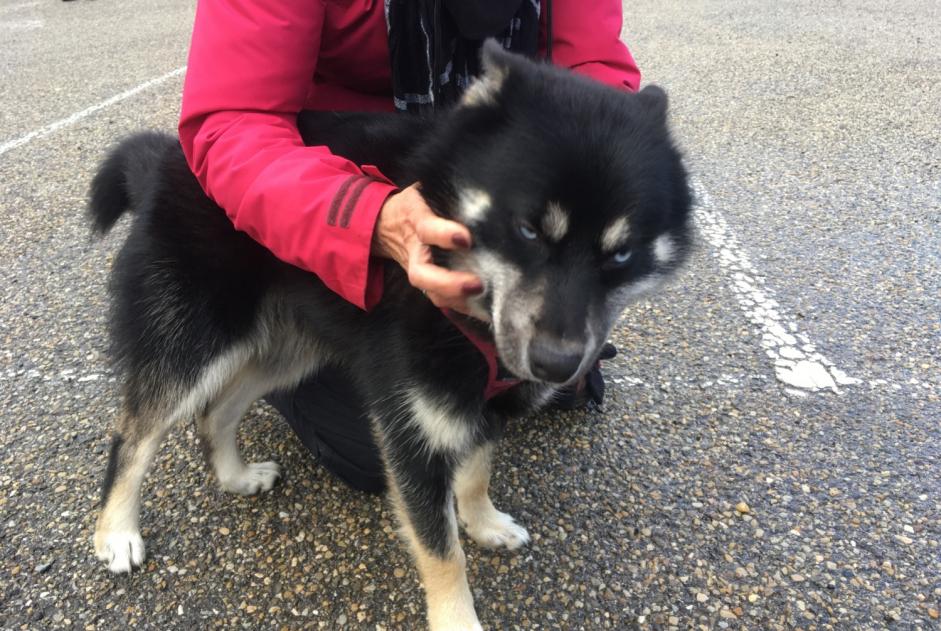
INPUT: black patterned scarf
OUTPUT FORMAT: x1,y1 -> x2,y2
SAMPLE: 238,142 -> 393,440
385,0 -> 545,113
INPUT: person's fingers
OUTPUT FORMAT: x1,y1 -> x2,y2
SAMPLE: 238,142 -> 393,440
408,255 -> 482,298
414,214 -> 473,250
407,246 -> 483,311
422,287 -> 481,315
382,186 -> 480,313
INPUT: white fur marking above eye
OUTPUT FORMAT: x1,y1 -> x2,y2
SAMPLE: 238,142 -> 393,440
459,188 -> 492,224
542,202 -> 570,242
601,216 -> 631,253
654,234 -> 676,265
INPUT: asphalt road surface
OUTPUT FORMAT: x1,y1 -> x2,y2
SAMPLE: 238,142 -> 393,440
1,1 -> 938,629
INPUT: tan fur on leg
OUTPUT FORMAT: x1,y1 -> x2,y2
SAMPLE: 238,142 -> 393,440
387,476 -> 481,631
454,444 -> 530,550
94,411 -> 169,573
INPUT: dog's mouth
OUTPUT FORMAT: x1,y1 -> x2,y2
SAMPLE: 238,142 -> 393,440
493,318 -> 599,386
466,274 -> 590,385
458,250 -> 602,386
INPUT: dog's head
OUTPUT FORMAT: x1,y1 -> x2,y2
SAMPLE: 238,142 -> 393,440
417,41 -> 693,385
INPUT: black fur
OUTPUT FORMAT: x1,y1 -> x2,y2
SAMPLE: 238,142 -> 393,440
90,43 -> 692,615
100,433 -> 123,505
88,131 -> 172,234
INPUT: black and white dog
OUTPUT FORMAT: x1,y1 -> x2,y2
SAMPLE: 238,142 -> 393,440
90,42 -> 691,630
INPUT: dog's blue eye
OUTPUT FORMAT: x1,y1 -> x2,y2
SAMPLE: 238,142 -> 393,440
609,249 -> 632,266
517,222 -> 539,241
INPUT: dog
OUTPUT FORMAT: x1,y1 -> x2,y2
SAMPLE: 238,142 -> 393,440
89,41 -> 692,630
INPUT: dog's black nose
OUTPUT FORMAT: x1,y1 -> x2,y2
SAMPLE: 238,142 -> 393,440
529,338 -> 583,383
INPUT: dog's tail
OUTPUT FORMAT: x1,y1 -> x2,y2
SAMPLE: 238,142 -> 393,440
88,131 -> 177,235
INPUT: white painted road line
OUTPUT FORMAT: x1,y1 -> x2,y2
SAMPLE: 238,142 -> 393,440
0,1 -> 42,30
0,18 -> 42,30
0,1 -> 41,15
693,180 -> 863,394
0,66 -> 186,158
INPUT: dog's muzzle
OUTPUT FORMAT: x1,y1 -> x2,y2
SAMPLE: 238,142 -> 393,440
528,334 -> 585,384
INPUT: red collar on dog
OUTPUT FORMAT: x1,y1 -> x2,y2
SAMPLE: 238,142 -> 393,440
441,309 -> 522,400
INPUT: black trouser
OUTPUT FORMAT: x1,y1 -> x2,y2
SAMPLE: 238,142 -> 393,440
266,368 -> 386,494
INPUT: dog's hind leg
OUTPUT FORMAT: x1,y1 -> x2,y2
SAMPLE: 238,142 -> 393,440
94,410 -> 172,573
94,347 -> 253,573
196,365 -> 282,495
454,442 -> 529,550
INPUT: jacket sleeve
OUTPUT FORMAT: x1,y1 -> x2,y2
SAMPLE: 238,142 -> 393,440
542,0 -> 642,92
179,1 -> 397,310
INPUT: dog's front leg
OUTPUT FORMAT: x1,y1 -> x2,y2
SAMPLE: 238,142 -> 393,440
384,452 -> 480,631
454,442 -> 530,550
375,391 -> 481,631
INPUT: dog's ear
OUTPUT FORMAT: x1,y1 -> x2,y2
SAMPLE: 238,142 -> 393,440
480,38 -> 515,76
636,84 -> 669,125
461,39 -> 512,107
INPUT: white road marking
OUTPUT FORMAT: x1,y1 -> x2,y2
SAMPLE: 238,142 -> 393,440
692,180 -> 863,393
0,66 -> 186,158
0,18 -> 42,30
0,1 -> 41,14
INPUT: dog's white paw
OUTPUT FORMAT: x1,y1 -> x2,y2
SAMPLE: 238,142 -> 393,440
462,509 -> 530,550
428,603 -> 483,631
95,530 -> 146,574
219,461 -> 281,495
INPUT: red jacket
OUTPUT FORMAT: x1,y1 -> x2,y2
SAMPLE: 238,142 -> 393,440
179,0 -> 641,310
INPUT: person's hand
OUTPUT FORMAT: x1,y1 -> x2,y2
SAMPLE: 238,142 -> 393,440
373,184 -> 483,315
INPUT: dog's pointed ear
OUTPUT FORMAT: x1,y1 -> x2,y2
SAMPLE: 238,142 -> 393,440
461,39 -> 512,107
637,85 -> 669,125
480,38 -> 514,77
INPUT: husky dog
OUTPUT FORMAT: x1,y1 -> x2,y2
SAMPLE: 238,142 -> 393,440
89,42 -> 691,630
